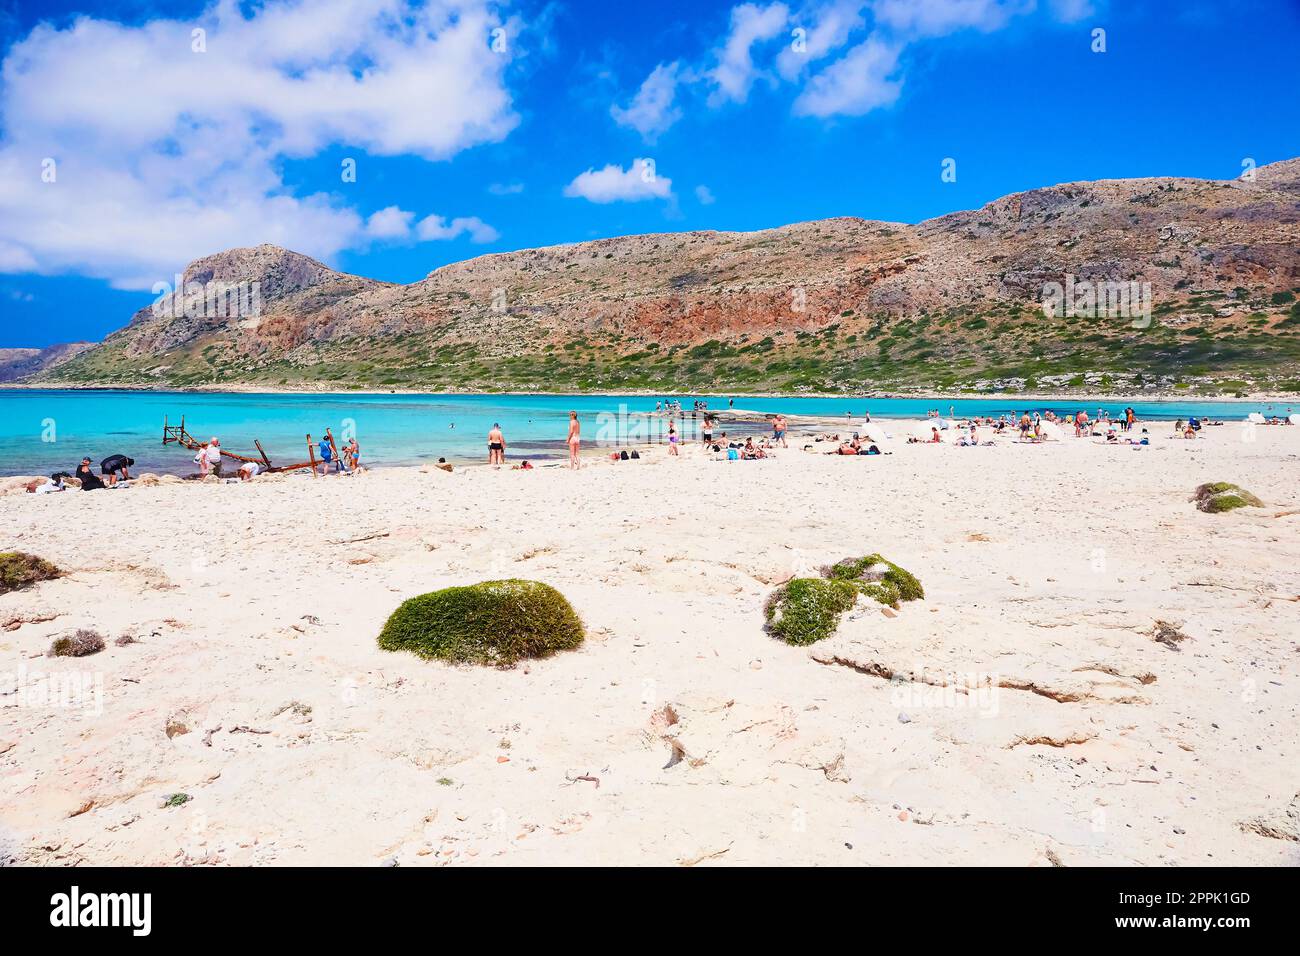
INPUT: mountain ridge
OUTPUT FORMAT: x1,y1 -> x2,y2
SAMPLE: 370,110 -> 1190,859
30,158 -> 1300,395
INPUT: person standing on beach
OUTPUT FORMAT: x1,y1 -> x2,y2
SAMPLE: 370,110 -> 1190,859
773,414 -> 788,448
488,423 -> 506,465
205,438 -> 223,477
566,411 -> 581,469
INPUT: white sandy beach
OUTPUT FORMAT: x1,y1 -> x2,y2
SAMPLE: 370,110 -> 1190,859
2,421 -> 1299,866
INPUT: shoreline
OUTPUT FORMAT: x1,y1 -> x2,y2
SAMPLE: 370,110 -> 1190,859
1,381 -> 1295,404
1,414 -> 1270,482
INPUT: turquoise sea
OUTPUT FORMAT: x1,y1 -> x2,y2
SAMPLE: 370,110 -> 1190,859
0,389 -> 1288,477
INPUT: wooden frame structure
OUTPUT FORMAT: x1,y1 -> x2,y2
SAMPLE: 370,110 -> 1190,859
162,415 -> 321,474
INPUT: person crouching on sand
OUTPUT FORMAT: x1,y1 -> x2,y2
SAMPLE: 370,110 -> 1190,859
100,453 -> 134,486
566,412 -> 581,469
488,423 -> 506,466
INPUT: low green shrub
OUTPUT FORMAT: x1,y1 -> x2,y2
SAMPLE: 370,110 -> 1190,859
764,578 -> 858,646
378,579 -> 584,665
0,551 -> 61,595
1192,482 -> 1263,514
825,554 -> 925,607
49,629 -> 106,657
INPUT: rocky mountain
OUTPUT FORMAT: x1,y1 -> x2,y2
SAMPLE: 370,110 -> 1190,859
33,158 -> 1300,395
0,342 -> 96,382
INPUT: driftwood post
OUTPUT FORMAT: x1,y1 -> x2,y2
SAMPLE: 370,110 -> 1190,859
306,434 -> 317,476
325,428 -> 340,474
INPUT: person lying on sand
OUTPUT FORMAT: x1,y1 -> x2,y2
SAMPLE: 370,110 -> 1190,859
435,457 -> 453,472
100,453 -> 134,485
512,459 -> 534,470
28,473 -> 68,494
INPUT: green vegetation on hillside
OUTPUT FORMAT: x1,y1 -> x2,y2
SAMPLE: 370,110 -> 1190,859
37,289 -> 1300,395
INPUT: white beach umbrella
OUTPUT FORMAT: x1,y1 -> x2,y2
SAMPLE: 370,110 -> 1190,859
911,421 -> 942,441
863,423 -> 890,444
1289,414 -> 1300,426
1038,420 -> 1065,441
1247,412 -> 1266,424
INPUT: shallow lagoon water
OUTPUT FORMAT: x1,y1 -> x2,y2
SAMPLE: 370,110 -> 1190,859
0,389 -> 1284,476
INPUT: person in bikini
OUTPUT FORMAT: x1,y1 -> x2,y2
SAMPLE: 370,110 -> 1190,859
487,423 -> 506,466
566,412 -> 580,470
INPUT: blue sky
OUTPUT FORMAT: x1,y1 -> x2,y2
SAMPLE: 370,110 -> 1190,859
1,0 -> 1298,347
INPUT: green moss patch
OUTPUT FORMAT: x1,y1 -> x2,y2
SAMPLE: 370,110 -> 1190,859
378,579 -> 584,666
825,554 -> 925,607
766,553 -> 925,646
0,551 -> 62,595
764,578 -> 858,646
1192,482 -> 1263,514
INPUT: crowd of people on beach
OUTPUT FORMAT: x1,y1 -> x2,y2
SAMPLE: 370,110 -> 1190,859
21,399 -> 1296,492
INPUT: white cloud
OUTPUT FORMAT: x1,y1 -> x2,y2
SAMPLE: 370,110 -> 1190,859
416,215 -> 500,243
872,0 -> 1022,38
695,184 -> 716,205
621,0 -> 1080,126
708,2 -> 790,105
1046,0 -> 1095,22
488,182 -> 525,195
776,0 -> 867,79
611,61 -> 684,141
563,159 -> 673,204
364,206 -> 416,240
0,0 -> 517,289
793,37 -> 903,117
